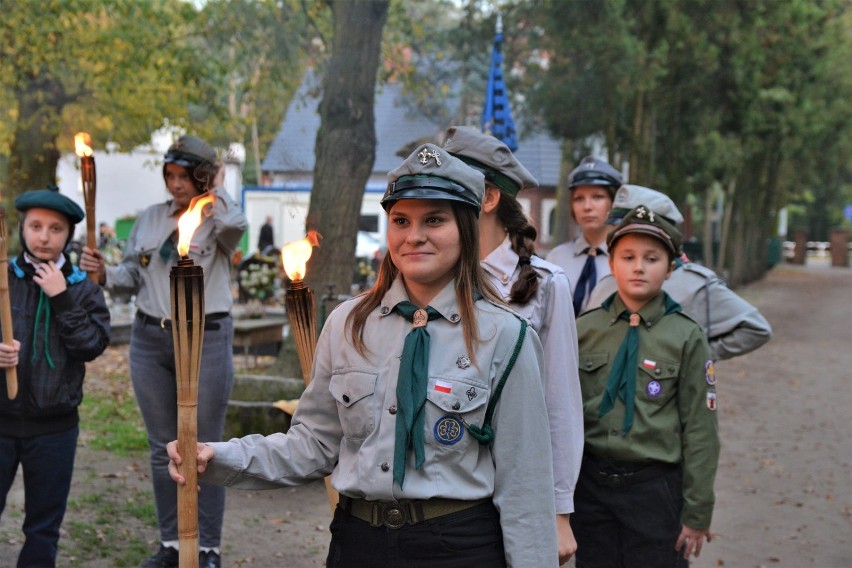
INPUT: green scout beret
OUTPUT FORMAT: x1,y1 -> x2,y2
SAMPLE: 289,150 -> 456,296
607,184 -> 684,226
15,185 -> 84,225
384,143 -> 484,214
164,135 -> 217,168
568,156 -> 622,198
440,126 -> 538,197
607,204 -> 683,257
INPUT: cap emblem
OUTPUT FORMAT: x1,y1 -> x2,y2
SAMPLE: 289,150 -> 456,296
635,206 -> 655,222
418,148 -> 442,166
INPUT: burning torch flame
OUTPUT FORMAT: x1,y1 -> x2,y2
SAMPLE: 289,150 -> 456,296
74,132 -> 93,157
282,230 -> 321,281
176,193 -> 215,257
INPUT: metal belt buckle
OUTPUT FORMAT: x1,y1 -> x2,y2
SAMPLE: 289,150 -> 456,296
160,317 -> 170,330
382,504 -> 407,529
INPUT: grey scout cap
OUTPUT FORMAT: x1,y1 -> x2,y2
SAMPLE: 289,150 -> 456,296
607,204 -> 683,257
568,156 -> 623,190
440,126 -> 538,197
384,143 -> 484,214
607,184 -> 684,226
164,135 -> 217,168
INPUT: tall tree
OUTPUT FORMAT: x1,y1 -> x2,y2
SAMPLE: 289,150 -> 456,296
304,0 -> 390,297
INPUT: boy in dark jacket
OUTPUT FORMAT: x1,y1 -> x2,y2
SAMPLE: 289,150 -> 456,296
0,186 -> 110,567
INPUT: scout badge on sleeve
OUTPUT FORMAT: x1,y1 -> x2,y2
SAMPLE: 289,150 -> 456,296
705,360 -> 717,385
706,389 -> 717,411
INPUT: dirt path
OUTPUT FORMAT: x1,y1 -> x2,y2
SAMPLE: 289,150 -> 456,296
1,261 -> 850,567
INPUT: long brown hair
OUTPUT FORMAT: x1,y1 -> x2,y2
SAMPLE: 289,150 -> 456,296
346,201 -> 500,359
496,192 -> 540,304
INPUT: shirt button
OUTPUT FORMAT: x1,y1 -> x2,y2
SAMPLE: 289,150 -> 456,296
380,306 -> 390,315
452,402 -> 461,411
450,314 -> 460,323
655,368 -> 661,375
380,462 -> 390,472
501,274 -> 510,283
342,394 -> 350,403
388,405 -> 397,415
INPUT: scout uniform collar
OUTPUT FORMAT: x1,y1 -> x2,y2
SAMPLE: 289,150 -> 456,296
481,237 -> 522,290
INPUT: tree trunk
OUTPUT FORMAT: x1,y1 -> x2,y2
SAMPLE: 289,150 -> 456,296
303,0 -> 389,298
8,74 -> 69,201
551,139 -> 575,246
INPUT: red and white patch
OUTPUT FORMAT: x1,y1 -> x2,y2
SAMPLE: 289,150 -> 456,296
706,390 -> 717,411
434,380 -> 452,394
643,359 -> 656,369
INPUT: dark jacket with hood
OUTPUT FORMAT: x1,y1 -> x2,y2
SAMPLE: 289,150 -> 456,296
0,255 -> 110,437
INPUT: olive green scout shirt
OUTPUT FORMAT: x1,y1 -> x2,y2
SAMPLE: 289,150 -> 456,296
577,292 -> 720,530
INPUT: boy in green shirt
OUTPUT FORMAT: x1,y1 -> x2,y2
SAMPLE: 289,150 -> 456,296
573,205 -> 719,567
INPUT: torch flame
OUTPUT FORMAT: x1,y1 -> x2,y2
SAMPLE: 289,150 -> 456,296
74,132 -> 93,157
282,230 -> 321,281
176,193 -> 216,257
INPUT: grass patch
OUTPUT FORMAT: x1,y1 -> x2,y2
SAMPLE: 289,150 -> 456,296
79,373 -> 148,455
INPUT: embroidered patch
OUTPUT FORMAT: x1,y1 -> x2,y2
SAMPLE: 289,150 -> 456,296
434,416 -> 464,445
706,390 -> 717,411
434,380 -> 452,394
456,355 -> 471,369
646,380 -> 662,398
466,386 -> 477,401
643,359 -> 656,369
705,360 -> 717,386
140,253 -> 151,267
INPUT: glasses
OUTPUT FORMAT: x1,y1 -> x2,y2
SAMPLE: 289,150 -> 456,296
163,150 -> 201,168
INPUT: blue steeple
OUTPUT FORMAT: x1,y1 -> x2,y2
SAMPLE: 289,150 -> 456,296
481,14 -> 519,151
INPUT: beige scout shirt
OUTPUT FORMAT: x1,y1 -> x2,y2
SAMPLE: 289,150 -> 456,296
586,262 -> 772,360
577,293 -> 720,529
547,234 -> 612,313
481,237 -> 583,514
105,188 -> 247,318
203,277 -> 559,567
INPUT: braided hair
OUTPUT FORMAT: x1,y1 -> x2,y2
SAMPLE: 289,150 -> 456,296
495,192 -> 540,304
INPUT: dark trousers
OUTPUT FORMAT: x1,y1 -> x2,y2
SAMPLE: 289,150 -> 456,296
326,501 -> 506,568
573,461 -> 689,568
0,426 -> 79,567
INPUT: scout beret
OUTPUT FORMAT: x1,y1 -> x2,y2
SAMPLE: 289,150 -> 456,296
163,135 -> 217,168
607,204 -> 683,257
607,184 -> 684,226
15,185 -> 84,225
568,156 -> 623,193
440,126 -> 538,196
384,143 -> 484,213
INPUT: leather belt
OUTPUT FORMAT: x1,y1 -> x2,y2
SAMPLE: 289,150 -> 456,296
582,454 -> 678,488
338,495 -> 489,529
136,311 -> 229,331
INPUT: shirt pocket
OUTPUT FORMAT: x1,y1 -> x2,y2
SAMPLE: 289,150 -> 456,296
132,240 -> 160,268
578,352 -> 609,402
636,357 -> 680,405
424,376 -> 489,451
329,368 -> 378,442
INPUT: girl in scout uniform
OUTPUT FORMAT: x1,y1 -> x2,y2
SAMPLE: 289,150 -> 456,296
442,126 -> 584,564
573,205 -> 720,567
547,156 -> 622,315
167,143 -> 559,567
80,135 -> 247,568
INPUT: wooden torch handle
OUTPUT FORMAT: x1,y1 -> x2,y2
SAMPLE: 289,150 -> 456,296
0,208 -> 17,399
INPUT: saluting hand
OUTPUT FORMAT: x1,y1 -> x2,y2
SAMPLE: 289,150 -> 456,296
33,261 -> 67,297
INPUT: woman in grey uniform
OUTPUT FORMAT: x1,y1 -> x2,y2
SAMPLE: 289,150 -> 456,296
80,135 -> 247,568
167,143 -> 558,567
441,126 -> 583,564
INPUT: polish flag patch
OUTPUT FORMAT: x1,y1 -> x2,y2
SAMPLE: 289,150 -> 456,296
643,359 -> 656,369
434,380 -> 452,394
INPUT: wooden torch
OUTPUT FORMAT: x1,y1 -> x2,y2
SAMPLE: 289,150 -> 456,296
0,208 -> 17,399
278,231 -> 339,510
74,133 -> 98,282
171,192 -> 214,568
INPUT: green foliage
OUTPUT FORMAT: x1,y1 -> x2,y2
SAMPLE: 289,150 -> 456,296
78,375 -> 148,455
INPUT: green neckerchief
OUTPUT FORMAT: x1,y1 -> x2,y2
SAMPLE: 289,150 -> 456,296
598,294 -> 681,434
392,301 -> 441,487
31,289 -> 56,369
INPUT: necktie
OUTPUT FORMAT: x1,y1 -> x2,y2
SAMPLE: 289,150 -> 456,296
393,301 -> 441,487
598,311 -> 640,434
572,247 -> 600,315
159,230 -> 178,262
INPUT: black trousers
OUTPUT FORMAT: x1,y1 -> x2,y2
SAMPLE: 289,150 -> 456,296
573,462 -> 690,568
325,500 -> 506,568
